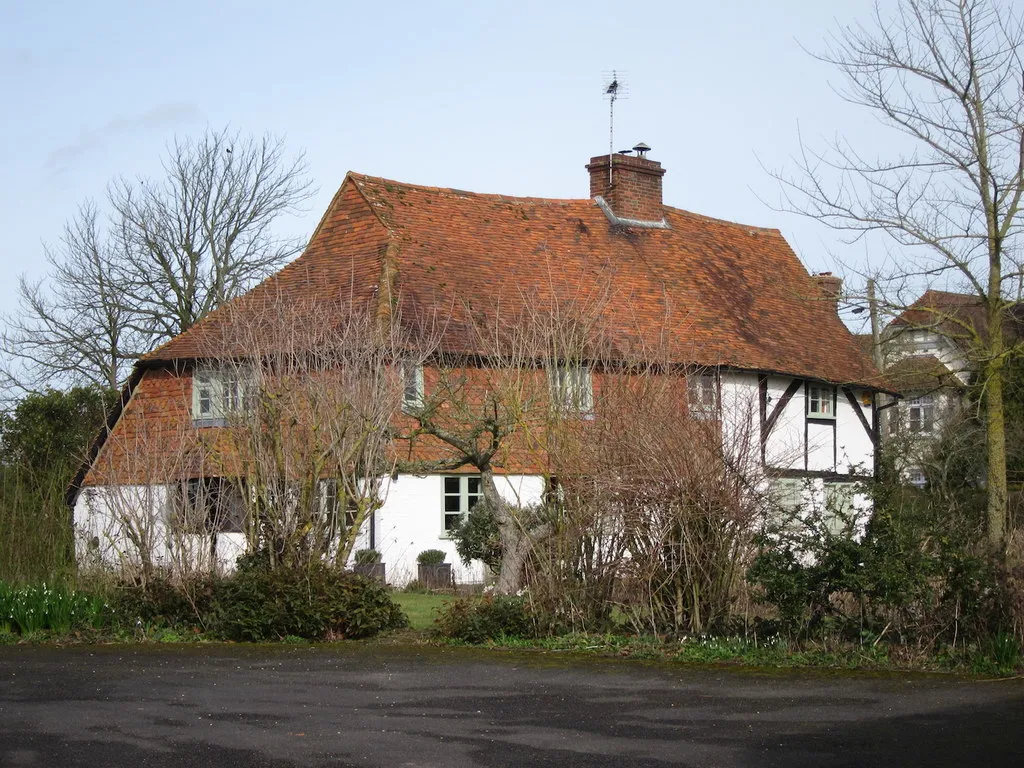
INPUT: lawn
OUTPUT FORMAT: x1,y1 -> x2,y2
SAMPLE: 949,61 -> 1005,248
393,592 -> 449,630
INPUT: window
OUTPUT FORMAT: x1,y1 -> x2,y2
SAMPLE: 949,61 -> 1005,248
548,364 -> 593,413
908,467 -> 927,488
908,395 -> 935,433
823,483 -> 855,536
171,478 -> 247,534
807,385 -> 836,419
319,479 -> 359,531
687,371 -> 719,419
772,478 -> 804,516
442,475 -> 481,534
906,329 -> 937,354
402,362 -> 424,411
192,365 -> 251,425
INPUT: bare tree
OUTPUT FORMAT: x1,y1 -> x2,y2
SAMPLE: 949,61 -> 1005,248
200,295 -> 408,571
396,287 -> 616,594
1,202 -> 138,391
771,0 -> 1024,552
2,128 -> 314,392
111,128 -> 314,341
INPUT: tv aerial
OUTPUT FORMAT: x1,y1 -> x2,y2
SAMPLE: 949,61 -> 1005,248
602,71 -> 629,184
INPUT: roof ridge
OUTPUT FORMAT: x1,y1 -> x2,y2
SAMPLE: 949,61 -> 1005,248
349,171 -> 784,233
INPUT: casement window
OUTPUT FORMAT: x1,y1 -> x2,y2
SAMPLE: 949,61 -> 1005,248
687,371 -> 719,419
171,478 -> 247,534
823,483 -> 855,536
402,362 -> 424,412
908,468 -> 927,488
907,395 -> 935,434
548,364 -> 593,414
807,385 -> 836,419
319,479 -> 359,531
771,478 -> 804,516
192,365 -> 251,425
906,329 -> 937,354
442,475 -> 482,534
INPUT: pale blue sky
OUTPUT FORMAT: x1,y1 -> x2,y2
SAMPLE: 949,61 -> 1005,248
1,0 -> 889,329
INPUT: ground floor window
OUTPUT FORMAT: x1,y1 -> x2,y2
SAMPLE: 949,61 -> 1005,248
442,475 -> 481,534
171,478 -> 247,534
823,483 -> 855,536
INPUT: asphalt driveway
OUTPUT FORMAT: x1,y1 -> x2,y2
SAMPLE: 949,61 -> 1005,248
1,644 -> 1022,767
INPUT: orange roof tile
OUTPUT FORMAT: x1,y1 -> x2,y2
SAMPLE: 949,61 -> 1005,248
148,172 -> 885,389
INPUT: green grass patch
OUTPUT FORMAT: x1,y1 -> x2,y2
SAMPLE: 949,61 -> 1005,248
392,592 -> 448,630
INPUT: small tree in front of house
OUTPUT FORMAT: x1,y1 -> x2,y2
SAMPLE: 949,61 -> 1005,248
396,287 -> 610,594
201,294 -> 409,570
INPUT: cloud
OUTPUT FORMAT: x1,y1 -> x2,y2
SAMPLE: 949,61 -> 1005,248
45,101 -> 205,176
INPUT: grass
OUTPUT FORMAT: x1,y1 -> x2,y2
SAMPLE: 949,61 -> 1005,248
392,592 -> 449,630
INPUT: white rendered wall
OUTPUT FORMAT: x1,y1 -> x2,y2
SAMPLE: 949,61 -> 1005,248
375,474 -> 545,586
74,485 -> 248,575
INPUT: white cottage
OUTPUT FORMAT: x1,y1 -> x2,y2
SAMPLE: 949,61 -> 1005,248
70,148 -> 890,583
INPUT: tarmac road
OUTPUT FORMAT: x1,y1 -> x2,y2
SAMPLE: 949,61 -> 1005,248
1,643 -> 1022,767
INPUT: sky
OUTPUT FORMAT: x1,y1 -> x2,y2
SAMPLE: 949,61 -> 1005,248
1,0 -> 894,334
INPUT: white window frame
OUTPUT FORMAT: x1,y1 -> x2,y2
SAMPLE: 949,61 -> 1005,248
807,385 -> 836,420
192,365 -> 252,425
548,363 -> 593,414
687,371 -> 719,420
823,483 -> 855,536
441,475 -> 482,536
908,395 -> 935,434
402,361 -> 425,412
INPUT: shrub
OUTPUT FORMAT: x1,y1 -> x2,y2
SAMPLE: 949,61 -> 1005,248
433,595 -> 537,643
211,562 -> 407,641
112,574 -> 216,631
450,499 -> 502,570
354,549 -> 382,565
417,549 -> 446,566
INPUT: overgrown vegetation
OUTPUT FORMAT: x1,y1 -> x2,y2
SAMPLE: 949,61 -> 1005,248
0,387 -> 112,585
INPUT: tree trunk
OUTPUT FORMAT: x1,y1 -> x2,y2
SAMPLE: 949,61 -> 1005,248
480,469 -> 523,594
985,358 -> 1008,555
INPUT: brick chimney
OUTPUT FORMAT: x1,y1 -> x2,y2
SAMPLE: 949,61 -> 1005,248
812,272 -> 843,315
586,151 -> 666,222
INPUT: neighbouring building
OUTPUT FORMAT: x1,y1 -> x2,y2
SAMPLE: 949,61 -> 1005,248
70,147 -> 890,584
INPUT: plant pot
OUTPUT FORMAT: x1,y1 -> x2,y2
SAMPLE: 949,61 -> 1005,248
418,563 -> 452,589
354,563 -> 385,582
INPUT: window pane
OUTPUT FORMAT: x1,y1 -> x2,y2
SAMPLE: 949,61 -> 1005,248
467,477 -> 480,494
444,477 -> 460,494
444,513 -> 461,531
444,495 -> 461,513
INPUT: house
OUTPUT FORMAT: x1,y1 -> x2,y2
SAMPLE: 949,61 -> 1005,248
872,289 -> 1023,486
70,148 -> 889,584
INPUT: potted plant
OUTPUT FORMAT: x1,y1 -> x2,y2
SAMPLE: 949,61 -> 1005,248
353,549 -> 385,582
416,549 -> 452,589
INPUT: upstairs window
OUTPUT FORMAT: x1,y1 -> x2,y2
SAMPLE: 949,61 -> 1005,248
193,366 -> 252,425
548,364 -> 593,414
402,362 -> 424,412
908,395 -> 935,433
687,371 -> 719,420
807,385 -> 836,419
442,475 -> 481,535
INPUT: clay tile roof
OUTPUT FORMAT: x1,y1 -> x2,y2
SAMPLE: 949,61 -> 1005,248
885,354 -> 963,396
889,289 -> 1024,344
147,171 -> 887,390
